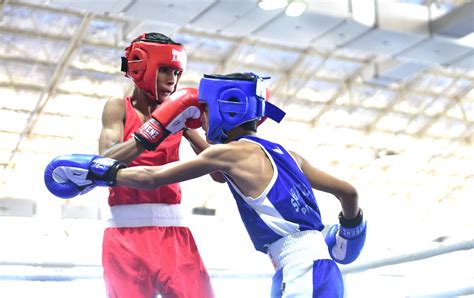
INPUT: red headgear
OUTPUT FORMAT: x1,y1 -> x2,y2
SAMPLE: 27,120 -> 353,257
121,32 -> 187,101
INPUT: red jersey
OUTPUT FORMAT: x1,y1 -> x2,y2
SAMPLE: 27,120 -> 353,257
108,97 -> 183,206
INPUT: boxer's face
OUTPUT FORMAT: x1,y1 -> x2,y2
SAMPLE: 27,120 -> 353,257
154,66 -> 181,103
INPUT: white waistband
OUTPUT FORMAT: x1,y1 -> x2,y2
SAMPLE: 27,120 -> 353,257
266,230 -> 331,270
106,203 -> 185,227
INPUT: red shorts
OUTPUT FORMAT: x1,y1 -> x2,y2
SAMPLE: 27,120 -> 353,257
102,226 -> 214,298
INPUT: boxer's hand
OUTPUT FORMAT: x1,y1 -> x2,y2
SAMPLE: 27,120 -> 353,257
325,209 -> 367,264
133,87 -> 204,150
44,154 -> 126,199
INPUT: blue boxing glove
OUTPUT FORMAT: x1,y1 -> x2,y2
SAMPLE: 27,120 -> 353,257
325,209 -> 367,265
44,154 -> 127,199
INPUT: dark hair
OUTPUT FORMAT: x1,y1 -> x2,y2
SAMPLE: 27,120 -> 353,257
134,32 -> 182,46
204,72 -> 259,82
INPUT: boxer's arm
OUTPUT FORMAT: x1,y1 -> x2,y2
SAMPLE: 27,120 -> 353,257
289,150 -> 359,219
99,98 -> 145,163
290,150 -> 366,264
133,88 -> 204,151
183,129 -> 225,183
116,144 -> 232,189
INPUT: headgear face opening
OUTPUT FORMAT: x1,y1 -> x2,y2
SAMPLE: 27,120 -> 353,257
198,73 -> 286,144
121,33 -> 187,101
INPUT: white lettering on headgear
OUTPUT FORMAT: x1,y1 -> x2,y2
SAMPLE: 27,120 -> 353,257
172,49 -> 185,63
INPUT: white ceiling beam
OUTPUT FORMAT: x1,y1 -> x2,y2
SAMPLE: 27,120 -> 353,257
0,0 -> 6,22
430,1 -> 474,38
0,55 -> 121,75
10,1 -> 127,23
1,12 -> 93,187
366,71 -> 428,130
215,4 -> 290,75
1,49 -> 469,102
271,48 -> 326,102
416,78 -> 473,137
309,58 -> 377,124
0,26 -> 122,49
0,81 -> 120,100
217,37 -> 250,74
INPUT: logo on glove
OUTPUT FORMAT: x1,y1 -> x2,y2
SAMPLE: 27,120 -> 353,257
143,125 -> 160,139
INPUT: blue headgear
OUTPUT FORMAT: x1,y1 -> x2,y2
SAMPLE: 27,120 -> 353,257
198,73 -> 286,143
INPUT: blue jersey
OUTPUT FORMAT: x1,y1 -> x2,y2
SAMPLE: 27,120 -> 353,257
224,135 -> 324,253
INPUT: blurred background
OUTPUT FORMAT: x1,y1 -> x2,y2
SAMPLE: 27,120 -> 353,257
0,0 -> 473,297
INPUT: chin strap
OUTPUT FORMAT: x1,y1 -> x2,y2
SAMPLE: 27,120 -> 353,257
264,102 -> 286,123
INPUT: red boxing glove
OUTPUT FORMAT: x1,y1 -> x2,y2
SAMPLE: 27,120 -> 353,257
134,87 -> 204,150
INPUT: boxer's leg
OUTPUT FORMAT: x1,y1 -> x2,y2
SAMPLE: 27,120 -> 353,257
271,259 -> 344,298
153,227 -> 214,298
103,226 -> 214,298
271,269 -> 284,297
311,259 -> 344,298
102,227 -> 156,298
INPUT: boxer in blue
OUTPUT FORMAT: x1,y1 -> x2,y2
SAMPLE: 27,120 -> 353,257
45,72 -> 367,298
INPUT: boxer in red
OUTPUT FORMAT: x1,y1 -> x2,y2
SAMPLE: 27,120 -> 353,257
98,32 -> 216,298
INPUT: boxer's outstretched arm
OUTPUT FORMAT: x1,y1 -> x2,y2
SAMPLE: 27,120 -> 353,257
116,144 -> 232,189
183,129 -> 225,183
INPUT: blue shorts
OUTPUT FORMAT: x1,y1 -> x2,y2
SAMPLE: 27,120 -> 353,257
270,259 -> 344,298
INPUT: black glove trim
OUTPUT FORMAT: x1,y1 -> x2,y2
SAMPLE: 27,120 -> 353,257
133,119 -> 171,151
87,160 -> 127,186
339,208 -> 363,228
107,162 -> 127,186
